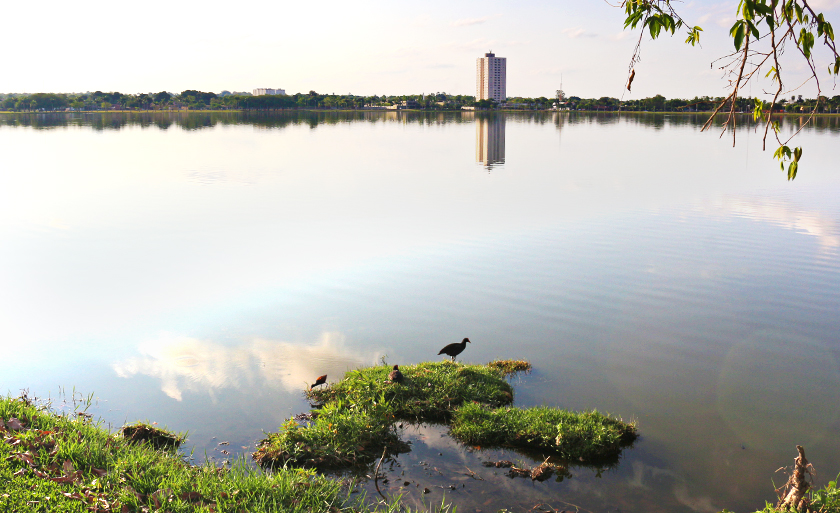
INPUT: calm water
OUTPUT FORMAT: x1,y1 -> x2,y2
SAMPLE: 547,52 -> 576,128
1,111 -> 839,512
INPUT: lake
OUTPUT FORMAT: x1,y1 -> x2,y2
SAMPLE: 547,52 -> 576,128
1,110 -> 838,512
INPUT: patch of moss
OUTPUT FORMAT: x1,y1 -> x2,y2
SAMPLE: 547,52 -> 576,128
487,359 -> 532,376
121,422 -> 184,451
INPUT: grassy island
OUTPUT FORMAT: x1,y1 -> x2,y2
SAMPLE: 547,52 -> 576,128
253,360 -> 638,471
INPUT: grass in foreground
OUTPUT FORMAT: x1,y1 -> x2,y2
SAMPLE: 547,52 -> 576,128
257,359 -> 636,470
0,395 -> 409,513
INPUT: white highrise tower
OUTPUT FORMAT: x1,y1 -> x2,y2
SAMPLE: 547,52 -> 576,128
476,51 -> 506,102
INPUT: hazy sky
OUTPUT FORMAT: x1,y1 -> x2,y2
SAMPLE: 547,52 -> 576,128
4,0 -> 840,99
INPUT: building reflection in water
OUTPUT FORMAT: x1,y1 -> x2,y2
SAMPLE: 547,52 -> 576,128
475,114 -> 505,169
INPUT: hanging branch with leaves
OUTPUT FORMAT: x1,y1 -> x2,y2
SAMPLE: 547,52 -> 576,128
620,0 -> 839,180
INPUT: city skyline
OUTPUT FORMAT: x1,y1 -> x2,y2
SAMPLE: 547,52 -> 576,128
2,0 -> 840,100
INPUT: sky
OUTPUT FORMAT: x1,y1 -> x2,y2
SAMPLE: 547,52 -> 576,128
3,0 -> 840,99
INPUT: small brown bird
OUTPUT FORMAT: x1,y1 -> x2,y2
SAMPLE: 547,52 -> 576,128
438,338 -> 470,361
388,365 -> 404,383
311,374 -> 327,389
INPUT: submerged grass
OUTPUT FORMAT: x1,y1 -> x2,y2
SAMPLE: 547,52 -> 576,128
258,359 -> 636,470
0,395 -> 411,513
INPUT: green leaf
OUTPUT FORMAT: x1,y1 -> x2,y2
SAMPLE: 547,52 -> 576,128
783,1 -> 794,21
773,145 -> 792,160
788,161 -> 798,180
740,0 -> 752,20
753,0 -> 772,16
685,26 -> 703,46
752,97 -> 764,122
799,29 -> 815,58
747,20 -> 759,39
733,22 -> 746,50
648,18 -> 661,39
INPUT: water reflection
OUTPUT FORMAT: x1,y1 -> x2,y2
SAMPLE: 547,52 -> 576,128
475,114 -> 506,169
2,110 -> 839,513
703,196 -> 840,253
113,332 -> 375,401
2,110 -> 839,133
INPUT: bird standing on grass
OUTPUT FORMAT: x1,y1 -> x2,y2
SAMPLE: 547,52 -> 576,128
388,365 -> 404,383
311,374 -> 327,390
438,338 -> 470,361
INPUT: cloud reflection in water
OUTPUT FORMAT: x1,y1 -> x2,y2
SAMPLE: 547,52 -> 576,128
706,196 -> 840,252
113,332 -> 375,401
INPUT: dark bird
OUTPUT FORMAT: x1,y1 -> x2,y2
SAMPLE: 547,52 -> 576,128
438,338 -> 470,361
388,365 -> 404,383
311,374 -> 327,389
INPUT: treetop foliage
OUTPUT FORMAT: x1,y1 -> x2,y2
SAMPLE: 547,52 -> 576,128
620,0 -> 839,179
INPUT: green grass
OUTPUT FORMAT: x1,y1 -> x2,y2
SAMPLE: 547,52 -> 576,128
306,361 -> 517,423
0,395 -> 413,513
450,403 -> 637,463
257,361 -> 518,469
258,360 -> 635,471
254,402 -> 410,470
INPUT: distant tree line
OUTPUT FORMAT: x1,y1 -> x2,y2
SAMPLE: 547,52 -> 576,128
1,90 -> 839,114
0,90 -> 477,112
563,94 -> 840,114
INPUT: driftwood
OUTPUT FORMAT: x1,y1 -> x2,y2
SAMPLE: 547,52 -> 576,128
777,445 -> 815,512
483,458 -> 569,482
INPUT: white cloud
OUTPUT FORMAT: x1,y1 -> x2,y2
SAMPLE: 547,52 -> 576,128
809,0 -> 840,9
441,38 -> 499,52
452,16 -> 490,27
562,27 -> 596,38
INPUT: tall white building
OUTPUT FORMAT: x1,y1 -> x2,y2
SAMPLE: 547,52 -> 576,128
476,52 -> 506,102
253,88 -> 286,96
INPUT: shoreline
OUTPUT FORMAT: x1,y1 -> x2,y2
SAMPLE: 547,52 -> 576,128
1,108 -> 839,116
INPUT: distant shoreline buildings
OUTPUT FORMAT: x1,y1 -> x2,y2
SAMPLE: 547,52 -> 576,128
476,52 -> 506,102
253,88 -> 285,96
